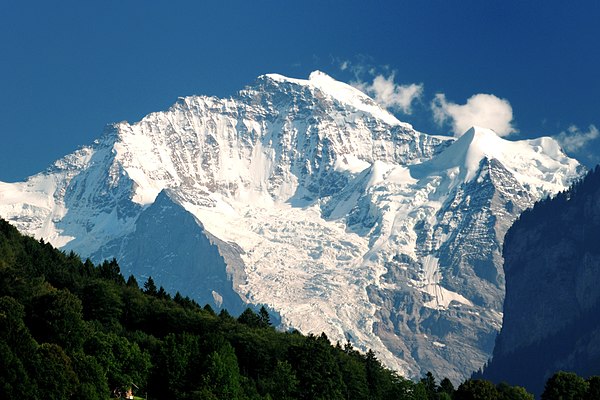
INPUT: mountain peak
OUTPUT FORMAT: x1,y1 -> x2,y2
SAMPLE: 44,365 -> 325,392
413,125 -> 580,193
262,69 -> 336,85
0,72 -> 584,383
461,125 -> 499,138
456,125 -> 506,164
261,71 -> 404,127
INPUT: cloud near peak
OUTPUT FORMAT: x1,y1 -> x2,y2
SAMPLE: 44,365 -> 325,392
554,124 -> 599,153
352,74 -> 423,114
432,93 -> 516,137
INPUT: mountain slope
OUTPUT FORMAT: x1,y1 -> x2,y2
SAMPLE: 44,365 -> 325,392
0,71 -> 583,381
92,190 -> 246,314
481,167 -> 600,396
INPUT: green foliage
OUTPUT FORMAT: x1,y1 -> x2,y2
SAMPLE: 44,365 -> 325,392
363,348 -> 414,399
126,274 -> 139,288
439,377 -> 455,395
219,308 -> 234,321
289,333 -> 345,400
264,360 -> 299,400
412,382 -> 429,400
84,330 -> 151,393
0,217 -> 584,399
97,258 -> 125,285
0,296 -> 37,355
421,371 -> 437,399
203,303 -> 216,316
542,371 -> 588,400
258,305 -> 271,327
80,278 -> 124,326
337,348 -> 369,400
586,376 -> 600,400
143,275 -> 158,296
203,342 -> 243,399
28,286 -> 86,351
157,286 -> 170,300
496,382 -> 534,400
70,351 -> 110,400
456,379 -> 500,400
238,307 -> 263,328
455,379 -> 537,400
0,341 -> 36,399
150,332 -> 204,398
31,343 -> 78,400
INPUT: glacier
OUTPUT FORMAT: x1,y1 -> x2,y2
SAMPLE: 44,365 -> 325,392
0,71 -> 584,382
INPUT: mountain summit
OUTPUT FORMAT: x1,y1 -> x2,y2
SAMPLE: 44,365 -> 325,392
0,72 -> 583,381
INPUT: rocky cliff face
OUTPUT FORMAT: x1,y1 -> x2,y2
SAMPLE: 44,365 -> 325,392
92,190 -> 247,314
0,71 -> 583,381
482,167 -> 600,396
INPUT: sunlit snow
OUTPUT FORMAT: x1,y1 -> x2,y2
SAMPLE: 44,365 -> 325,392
0,72 -> 583,380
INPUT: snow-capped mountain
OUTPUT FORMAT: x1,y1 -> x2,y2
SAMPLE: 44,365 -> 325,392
0,71 -> 583,382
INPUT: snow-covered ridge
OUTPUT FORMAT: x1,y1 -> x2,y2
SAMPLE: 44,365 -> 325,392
0,71 -> 584,382
263,70 -> 406,127
413,126 -> 580,195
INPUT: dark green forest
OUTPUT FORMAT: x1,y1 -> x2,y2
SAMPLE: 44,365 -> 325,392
0,216 -> 593,399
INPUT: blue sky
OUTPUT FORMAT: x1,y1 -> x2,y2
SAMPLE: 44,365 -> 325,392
2,1 -> 599,182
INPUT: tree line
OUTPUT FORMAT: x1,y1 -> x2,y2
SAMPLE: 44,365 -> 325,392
0,217 -> 593,399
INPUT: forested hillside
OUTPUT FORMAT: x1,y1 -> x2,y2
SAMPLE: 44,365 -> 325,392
0,217 -> 428,399
0,217 -> 562,399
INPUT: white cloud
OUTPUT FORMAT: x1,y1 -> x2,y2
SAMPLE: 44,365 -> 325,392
332,56 -> 374,81
353,74 -> 423,114
554,124 -> 599,153
431,93 -> 516,137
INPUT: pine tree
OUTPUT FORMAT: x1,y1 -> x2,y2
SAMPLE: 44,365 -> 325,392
143,276 -> 157,296
259,305 -> 271,327
438,377 -> 455,397
203,303 -> 216,316
156,286 -> 170,300
125,275 -> 138,288
421,371 -> 437,399
238,308 -> 262,328
97,258 -> 125,285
